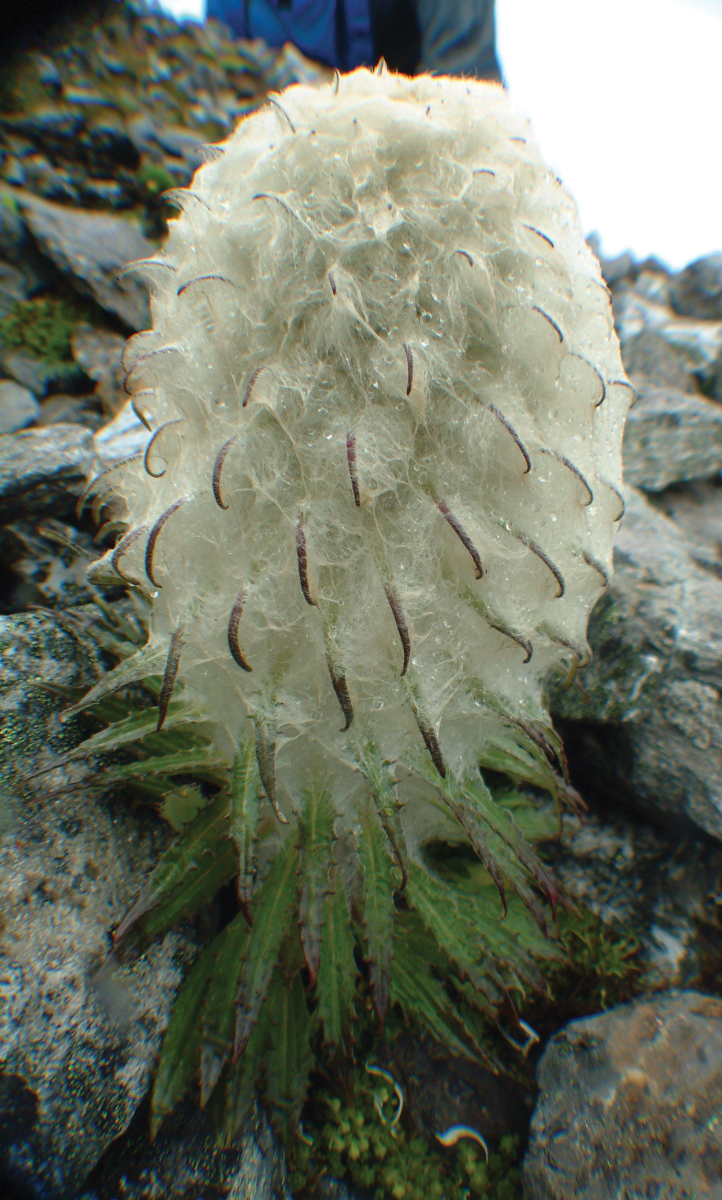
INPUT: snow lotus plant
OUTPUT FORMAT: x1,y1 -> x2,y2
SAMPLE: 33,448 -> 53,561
72,65 -> 631,1141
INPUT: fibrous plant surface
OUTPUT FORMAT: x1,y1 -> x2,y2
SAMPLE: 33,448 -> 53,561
78,66 -> 632,1141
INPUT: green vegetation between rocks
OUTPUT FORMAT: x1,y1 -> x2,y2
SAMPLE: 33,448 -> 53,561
0,290 -> 111,362
34,593 -> 644,1200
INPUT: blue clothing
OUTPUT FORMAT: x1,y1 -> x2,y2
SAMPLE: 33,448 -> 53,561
205,0 -> 374,71
205,0 -> 500,80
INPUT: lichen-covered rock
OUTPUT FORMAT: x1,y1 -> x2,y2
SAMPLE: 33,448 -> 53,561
622,385 -> 722,491
539,797 -> 722,991
0,609 -> 196,1199
15,193 -> 154,331
552,486 -> 722,840
523,991 -> 722,1199
0,423 -> 94,519
670,252 -> 722,321
80,1096 -> 290,1200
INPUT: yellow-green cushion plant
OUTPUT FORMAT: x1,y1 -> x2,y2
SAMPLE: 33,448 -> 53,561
74,65 -> 631,1143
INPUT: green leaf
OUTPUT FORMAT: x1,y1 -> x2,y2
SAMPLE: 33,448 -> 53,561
298,787 -> 336,981
407,862 -> 498,1013
390,914 -> 489,1066
229,739 -> 261,919
216,984 -> 273,1148
66,700 -> 200,759
358,803 -> 397,1022
356,740 -> 409,886
97,746 -> 225,786
264,971 -> 313,1142
115,792 -> 233,941
234,837 -> 299,1056
199,911 -> 250,1105
138,838 -> 238,942
61,642 -> 166,720
151,936 -> 217,1138
316,867 -> 358,1052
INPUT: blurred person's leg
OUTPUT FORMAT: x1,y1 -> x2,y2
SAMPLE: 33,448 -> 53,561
415,0 -> 501,79
205,0 -> 373,69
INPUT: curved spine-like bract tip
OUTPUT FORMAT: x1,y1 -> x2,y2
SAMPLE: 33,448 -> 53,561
295,519 -> 316,606
111,524 -> 148,585
582,550 -> 609,588
403,343 -> 413,395
487,404 -> 531,474
117,258 -> 177,282
157,623 -> 185,732
123,346 -> 183,396
384,585 -> 411,676
412,708 -> 446,778
145,498 -> 185,587
212,435 -> 238,510
268,95 -> 296,134
532,305 -> 563,342
525,537 -> 565,598
177,274 -> 239,297
242,365 -> 263,408
228,587 -> 252,671
327,656 -> 354,731
254,722 -> 288,824
143,419 -> 182,479
346,432 -> 360,506
542,448 -> 593,505
521,223 -> 554,248
75,455 -> 141,520
437,500 -> 483,579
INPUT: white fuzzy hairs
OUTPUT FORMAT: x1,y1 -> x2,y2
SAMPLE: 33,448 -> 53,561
96,66 -> 631,829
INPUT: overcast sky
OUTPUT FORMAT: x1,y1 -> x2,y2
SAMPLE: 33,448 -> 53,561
156,0 -> 722,271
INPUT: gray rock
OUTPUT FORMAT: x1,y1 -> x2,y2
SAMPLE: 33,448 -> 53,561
540,799 -> 722,991
0,350 -> 87,397
523,991 -> 722,1199
651,478 -> 722,579
670,252 -> 722,321
36,392 -> 102,428
614,285 -> 722,383
0,260 -> 28,318
621,329 -> 696,393
0,608 -> 195,1200
82,1097 -> 291,1200
0,423 -> 94,519
71,325 -> 125,382
552,487 -> 722,840
16,192 -> 153,330
623,387 -> 722,490
0,380 -> 39,433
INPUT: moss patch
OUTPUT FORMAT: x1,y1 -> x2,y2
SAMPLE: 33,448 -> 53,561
0,290 -> 111,362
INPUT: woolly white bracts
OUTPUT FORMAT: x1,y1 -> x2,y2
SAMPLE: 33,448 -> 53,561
97,66 -> 631,829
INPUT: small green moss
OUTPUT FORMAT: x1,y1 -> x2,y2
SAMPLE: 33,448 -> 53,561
0,291 -> 108,362
138,161 -> 177,199
288,1079 -> 522,1200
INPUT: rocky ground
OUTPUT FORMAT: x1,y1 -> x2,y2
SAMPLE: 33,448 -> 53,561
1,3 -> 722,1200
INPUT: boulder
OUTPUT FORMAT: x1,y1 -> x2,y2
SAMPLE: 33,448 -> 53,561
523,991 -> 722,1199
80,1098 -> 291,1200
552,486 -> 722,841
0,424 -> 94,519
670,252 -> 722,321
622,386 -> 722,491
15,192 -> 153,331
1,350 -> 87,398
0,608 -> 195,1200
0,380 -> 40,434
